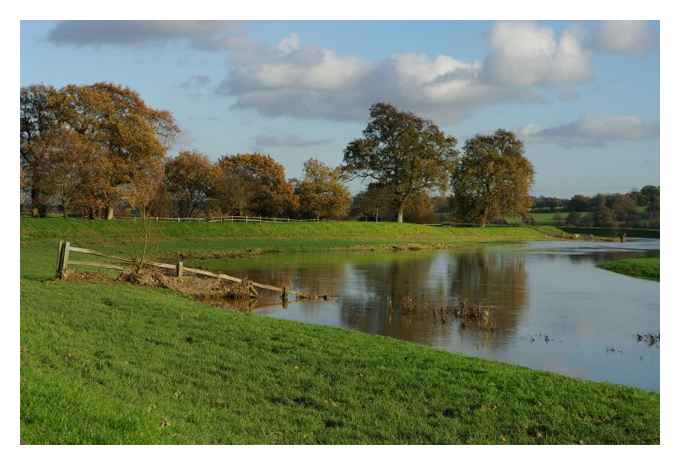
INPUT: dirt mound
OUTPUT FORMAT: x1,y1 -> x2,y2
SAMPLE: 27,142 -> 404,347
117,268 -> 255,300
63,271 -> 110,283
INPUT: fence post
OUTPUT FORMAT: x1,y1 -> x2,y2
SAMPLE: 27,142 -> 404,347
56,241 -> 70,279
245,216 -> 248,223
55,240 -> 64,278
176,260 -> 184,277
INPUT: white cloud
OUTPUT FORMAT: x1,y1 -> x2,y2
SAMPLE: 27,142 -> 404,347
276,33 -> 301,54
520,115 -> 659,147
595,21 -> 657,55
48,21 -> 633,124
482,22 -> 591,87
217,33 -> 527,123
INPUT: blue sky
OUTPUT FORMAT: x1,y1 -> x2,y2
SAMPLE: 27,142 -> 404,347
20,20 -> 660,197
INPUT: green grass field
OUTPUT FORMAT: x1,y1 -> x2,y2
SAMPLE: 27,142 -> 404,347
20,218 -> 660,444
598,257 -> 660,281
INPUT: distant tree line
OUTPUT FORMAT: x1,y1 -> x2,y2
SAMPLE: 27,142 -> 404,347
21,84 -> 536,225
525,186 -> 660,229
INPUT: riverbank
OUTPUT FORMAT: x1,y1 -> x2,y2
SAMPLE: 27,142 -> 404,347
598,257 -> 660,281
20,218 -> 660,444
21,217 -> 568,256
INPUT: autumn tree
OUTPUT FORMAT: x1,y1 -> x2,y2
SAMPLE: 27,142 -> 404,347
53,82 -> 179,219
451,130 -> 534,227
20,84 -> 61,216
342,103 -> 458,223
216,153 -> 298,217
215,171 -> 251,216
295,159 -> 351,219
164,151 -> 218,217
27,128 -> 104,217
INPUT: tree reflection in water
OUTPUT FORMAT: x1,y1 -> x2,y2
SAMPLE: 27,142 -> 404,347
337,250 -> 529,348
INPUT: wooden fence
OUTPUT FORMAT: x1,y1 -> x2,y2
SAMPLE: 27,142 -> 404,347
55,240 -> 305,301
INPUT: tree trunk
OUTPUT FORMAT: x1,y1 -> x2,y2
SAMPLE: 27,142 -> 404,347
397,204 -> 405,224
31,189 -> 47,217
106,205 -> 115,220
480,205 -> 488,227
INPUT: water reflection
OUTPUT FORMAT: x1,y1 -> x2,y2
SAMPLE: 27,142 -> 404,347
197,239 -> 659,391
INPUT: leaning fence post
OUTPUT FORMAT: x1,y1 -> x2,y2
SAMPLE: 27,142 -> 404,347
176,260 -> 184,277
55,240 -> 64,279
56,241 -> 71,279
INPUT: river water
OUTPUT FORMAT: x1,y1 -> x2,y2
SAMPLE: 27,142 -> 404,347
201,239 -> 660,391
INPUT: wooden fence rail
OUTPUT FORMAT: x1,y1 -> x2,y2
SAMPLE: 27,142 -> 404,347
55,241 -> 304,301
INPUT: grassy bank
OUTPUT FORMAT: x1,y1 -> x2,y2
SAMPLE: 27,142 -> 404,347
20,218 -> 660,444
598,257 -> 660,281
21,217 -> 567,267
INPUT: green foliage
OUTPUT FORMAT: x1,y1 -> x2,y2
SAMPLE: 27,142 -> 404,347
343,103 -> 458,222
452,130 -> 534,227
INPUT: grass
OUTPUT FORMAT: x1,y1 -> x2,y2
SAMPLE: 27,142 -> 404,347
20,217 -> 660,444
598,257 -> 660,281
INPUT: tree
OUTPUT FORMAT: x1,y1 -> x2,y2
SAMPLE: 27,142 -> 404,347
165,151 -> 218,217
452,130 -> 534,227
402,192 -> 437,224
594,203 -> 616,227
350,184 -> 396,221
639,185 -> 660,207
123,156 -> 165,219
20,84 -> 60,216
216,153 -> 299,217
216,171 -> 251,216
27,128 -> 102,217
568,195 -> 592,212
295,159 -> 351,219
342,103 -> 458,223
54,82 -> 179,219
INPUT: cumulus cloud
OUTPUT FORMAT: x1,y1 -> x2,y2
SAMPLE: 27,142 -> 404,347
47,21 -> 617,123
594,21 -> 657,55
254,134 -> 332,147
519,115 -> 659,147
48,20 -> 241,50
482,22 -> 591,86
216,31 -> 530,122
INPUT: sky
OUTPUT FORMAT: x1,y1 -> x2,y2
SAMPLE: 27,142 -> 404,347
20,20 -> 660,198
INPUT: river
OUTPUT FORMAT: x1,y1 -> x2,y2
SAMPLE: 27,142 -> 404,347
197,239 -> 660,391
